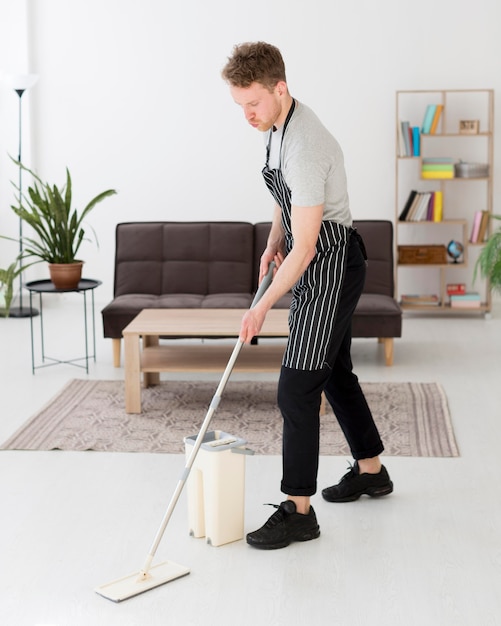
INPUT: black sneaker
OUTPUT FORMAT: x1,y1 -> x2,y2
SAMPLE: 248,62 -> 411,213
246,501 -> 320,550
322,461 -> 393,503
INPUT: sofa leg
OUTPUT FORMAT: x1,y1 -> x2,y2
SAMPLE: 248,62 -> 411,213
112,338 -> 121,367
381,338 -> 394,366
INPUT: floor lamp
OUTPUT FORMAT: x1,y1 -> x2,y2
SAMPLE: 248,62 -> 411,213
8,73 -> 39,318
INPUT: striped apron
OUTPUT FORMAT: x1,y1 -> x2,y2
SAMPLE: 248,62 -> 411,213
262,100 -> 351,371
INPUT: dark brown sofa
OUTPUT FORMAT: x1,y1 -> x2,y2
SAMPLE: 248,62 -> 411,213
101,220 -> 401,366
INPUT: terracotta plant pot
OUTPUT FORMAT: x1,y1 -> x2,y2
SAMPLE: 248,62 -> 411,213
48,261 -> 84,290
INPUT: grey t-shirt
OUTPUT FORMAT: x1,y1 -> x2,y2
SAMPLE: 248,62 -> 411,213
267,100 -> 352,227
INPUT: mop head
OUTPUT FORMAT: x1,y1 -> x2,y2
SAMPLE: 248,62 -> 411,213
95,561 -> 190,602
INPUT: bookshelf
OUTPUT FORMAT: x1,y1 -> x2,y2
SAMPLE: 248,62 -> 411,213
395,89 -> 494,314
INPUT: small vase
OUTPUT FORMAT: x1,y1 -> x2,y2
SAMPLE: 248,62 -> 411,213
48,261 -> 84,290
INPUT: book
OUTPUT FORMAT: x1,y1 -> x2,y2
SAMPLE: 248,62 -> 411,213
421,163 -> 454,172
450,301 -> 481,309
406,193 -> 422,221
450,300 -> 481,309
399,190 -> 418,221
406,192 -> 424,221
421,105 -> 436,134
401,294 -> 440,306
422,157 -> 454,164
447,283 -> 466,296
427,192 -> 435,221
421,170 -> 454,179
476,211 -> 490,243
450,292 -> 480,300
450,292 -> 481,308
409,191 -> 429,222
414,192 -> 432,221
401,121 -> 411,156
412,126 -> 420,156
397,121 -> 406,157
433,190 -> 443,221
429,105 -> 444,134
470,210 -> 483,242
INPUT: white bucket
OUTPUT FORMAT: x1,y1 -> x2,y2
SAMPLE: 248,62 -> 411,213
184,430 -> 250,547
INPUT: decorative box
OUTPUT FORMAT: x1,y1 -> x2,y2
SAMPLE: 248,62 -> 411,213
454,161 -> 489,178
398,245 -> 447,265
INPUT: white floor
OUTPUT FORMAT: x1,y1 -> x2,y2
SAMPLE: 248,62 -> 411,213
1,294 -> 501,626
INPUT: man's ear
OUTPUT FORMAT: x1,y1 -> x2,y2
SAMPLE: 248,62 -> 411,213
276,80 -> 287,97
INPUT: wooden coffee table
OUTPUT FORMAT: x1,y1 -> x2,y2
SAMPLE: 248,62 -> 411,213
123,308 -> 289,413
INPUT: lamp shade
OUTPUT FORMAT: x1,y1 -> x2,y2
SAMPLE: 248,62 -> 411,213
7,73 -> 39,92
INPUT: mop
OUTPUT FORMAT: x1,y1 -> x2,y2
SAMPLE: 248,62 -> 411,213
95,262 -> 276,602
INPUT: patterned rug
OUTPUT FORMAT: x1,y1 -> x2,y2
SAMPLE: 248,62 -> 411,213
1,379 -> 459,457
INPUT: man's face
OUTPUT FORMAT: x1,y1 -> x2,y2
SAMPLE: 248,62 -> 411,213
230,81 -> 282,132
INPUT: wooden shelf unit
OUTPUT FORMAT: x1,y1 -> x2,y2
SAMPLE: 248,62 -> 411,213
395,89 -> 494,314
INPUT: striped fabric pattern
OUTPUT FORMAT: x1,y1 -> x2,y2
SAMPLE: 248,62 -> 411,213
263,161 -> 350,371
285,222 -> 349,370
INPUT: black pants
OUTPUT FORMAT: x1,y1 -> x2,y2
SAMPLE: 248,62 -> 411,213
278,233 -> 384,497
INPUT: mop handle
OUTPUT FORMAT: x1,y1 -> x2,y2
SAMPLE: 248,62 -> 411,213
250,261 -> 276,308
139,262 -> 276,578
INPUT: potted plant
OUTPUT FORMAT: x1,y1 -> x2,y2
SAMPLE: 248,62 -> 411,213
474,214 -> 501,295
10,160 -> 117,289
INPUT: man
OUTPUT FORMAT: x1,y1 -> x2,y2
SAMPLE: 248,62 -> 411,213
222,42 -> 393,550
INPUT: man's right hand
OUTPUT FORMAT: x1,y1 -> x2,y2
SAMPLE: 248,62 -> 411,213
260,250 -> 283,283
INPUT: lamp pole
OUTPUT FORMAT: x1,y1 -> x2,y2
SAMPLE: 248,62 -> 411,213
8,74 -> 39,318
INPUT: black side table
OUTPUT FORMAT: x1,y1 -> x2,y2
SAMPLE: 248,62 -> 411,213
25,278 -> 102,374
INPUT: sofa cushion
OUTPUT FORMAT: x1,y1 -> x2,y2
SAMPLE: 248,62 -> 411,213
114,222 -> 256,297
351,293 -> 402,337
353,219 -> 395,296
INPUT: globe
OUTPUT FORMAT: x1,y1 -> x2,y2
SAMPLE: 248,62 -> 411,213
447,240 -> 464,263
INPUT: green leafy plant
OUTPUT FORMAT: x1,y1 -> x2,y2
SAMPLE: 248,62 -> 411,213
474,214 -> 501,294
0,261 -> 19,317
10,160 -> 117,264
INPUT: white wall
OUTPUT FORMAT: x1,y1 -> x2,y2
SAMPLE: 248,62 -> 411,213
1,0 -> 500,303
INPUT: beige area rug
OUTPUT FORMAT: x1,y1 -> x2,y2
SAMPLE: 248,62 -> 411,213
1,379 -> 459,457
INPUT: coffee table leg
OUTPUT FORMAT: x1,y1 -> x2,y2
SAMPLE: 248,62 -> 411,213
124,333 -> 142,413
143,335 -> 160,387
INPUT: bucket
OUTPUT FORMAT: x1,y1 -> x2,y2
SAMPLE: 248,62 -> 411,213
184,430 -> 251,547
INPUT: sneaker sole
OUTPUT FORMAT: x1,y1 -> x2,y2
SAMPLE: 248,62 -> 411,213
322,482 -> 394,503
246,527 -> 321,550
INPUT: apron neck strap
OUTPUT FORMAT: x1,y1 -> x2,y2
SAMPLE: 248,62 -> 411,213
265,98 -> 296,167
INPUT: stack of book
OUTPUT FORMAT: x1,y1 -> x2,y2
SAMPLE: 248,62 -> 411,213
449,292 -> 481,308
421,158 -> 454,179
401,294 -> 440,306
399,189 -> 443,222
421,104 -> 444,135
399,121 -> 421,157
470,210 -> 490,243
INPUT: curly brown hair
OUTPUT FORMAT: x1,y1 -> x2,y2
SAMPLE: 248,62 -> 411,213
221,42 -> 287,91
